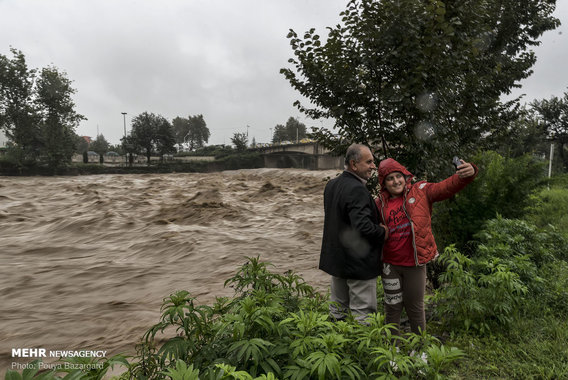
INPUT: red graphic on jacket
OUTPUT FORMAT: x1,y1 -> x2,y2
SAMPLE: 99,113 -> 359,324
382,196 -> 414,266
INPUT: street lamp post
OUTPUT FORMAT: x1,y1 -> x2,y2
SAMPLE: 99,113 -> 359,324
122,112 -> 127,137
121,112 -> 127,164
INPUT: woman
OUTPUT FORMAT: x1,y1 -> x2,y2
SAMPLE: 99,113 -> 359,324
375,158 -> 477,334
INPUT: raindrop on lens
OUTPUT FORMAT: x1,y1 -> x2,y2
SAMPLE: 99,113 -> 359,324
415,121 -> 436,141
416,92 -> 437,112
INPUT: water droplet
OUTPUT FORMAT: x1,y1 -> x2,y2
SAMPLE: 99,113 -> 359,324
415,121 -> 436,141
416,92 -> 437,112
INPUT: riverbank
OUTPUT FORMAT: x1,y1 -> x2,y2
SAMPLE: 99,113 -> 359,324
0,152 -> 264,176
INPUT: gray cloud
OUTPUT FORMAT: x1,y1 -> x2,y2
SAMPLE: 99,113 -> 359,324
1,0 -> 567,146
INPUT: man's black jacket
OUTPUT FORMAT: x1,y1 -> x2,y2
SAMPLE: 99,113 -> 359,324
319,171 -> 385,280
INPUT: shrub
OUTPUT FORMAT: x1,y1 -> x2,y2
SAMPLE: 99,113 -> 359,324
126,257 -> 463,379
435,217 -> 568,334
434,246 -> 527,335
432,151 -> 546,255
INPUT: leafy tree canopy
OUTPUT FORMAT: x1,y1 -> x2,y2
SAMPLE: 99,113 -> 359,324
272,117 -> 307,143
493,106 -> 549,159
173,114 -> 210,151
0,48 -> 85,166
231,132 -> 248,151
281,0 -> 560,179
75,135 -> 90,153
90,134 -> 110,155
129,112 -> 176,163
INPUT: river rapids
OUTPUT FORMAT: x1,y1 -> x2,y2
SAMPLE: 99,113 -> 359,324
0,168 -> 340,374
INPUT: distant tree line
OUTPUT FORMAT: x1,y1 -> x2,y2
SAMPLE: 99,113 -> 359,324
0,48 -> 216,167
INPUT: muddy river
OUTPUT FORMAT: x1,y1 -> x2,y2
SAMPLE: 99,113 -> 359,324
0,168 -> 340,374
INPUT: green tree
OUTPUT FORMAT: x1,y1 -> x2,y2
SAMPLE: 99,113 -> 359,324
131,112 -> 176,163
121,134 -> 137,166
281,0 -> 559,178
172,116 -> 189,149
108,143 -> 124,155
494,107 -> 549,158
90,134 -> 110,155
173,114 -> 210,151
272,124 -> 286,143
531,91 -> 568,172
35,66 -> 85,166
0,48 -> 42,160
231,132 -> 248,151
272,117 -> 307,143
75,134 -> 90,154
156,118 -> 177,160
0,49 -> 85,166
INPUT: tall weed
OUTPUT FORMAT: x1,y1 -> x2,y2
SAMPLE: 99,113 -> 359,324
525,183 -> 568,237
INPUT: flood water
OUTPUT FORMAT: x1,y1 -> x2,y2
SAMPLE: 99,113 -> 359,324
0,168 -> 340,374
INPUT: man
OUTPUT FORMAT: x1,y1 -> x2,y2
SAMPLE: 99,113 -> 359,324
319,143 -> 388,322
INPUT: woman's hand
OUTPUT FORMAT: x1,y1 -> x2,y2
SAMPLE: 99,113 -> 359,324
456,160 -> 475,178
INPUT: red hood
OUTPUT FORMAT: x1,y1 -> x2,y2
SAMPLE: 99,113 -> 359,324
378,158 -> 413,189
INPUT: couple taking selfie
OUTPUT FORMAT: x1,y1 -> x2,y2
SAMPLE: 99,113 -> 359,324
319,143 -> 478,335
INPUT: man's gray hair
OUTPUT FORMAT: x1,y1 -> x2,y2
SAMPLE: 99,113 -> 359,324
344,143 -> 368,168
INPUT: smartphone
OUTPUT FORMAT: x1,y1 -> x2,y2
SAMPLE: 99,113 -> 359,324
452,156 -> 461,169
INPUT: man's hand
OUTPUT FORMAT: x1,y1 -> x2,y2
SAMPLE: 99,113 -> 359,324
380,223 -> 389,241
456,160 -> 475,178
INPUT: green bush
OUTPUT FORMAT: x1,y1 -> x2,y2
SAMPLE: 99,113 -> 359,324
433,245 -> 527,335
475,218 -> 568,316
432,151 -> 547,255
434,217 -> 568,334
123,257 -> 463,380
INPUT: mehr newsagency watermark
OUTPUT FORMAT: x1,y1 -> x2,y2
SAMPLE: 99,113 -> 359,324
11,348 -> 108,371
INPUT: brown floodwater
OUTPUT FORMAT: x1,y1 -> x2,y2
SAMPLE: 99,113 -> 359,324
0,168 -> 340,375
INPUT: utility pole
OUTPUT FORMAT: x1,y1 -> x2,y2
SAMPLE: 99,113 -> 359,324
122,112 -> 127,164
548,142 -> 554,178
122,112 -> 127,137
548,142 -> 554,190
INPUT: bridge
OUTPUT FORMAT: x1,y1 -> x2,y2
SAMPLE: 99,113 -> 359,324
251,142 -> 343,170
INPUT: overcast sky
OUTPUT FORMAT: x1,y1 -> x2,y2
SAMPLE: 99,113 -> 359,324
1,0 -> 567,146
